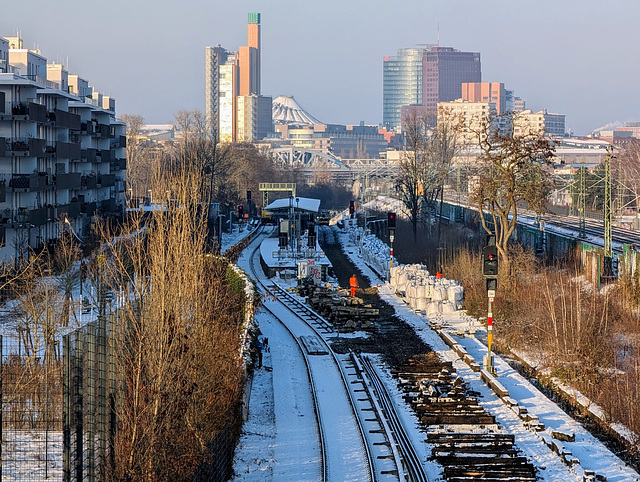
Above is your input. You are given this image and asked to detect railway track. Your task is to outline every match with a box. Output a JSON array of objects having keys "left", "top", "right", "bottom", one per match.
[
  {"left": 246, "top": 233, "right": 377, "bottom": 480},
  {"left": 239, "top": 228, "right": 549, "bottom": 480},
  {"left": 244, "top": 229, "right": 438, "bottom": 481}
]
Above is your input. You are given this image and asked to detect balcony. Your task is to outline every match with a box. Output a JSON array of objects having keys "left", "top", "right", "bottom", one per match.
[
  {"left": 82, "top": 201, "right": 97, "bottom": 215},
  {"left": 94, "top": 123, "right": 115, "bottom": 139},
  {"left": 80, "top": 121, "right": 96, "bottom": 134},
  {"left": 97, "top": 149, "right": 111, "bottom": 163},
  {"left": 98, "top": 173, "right": 116, "bottom": 187},
  {"left": 6, "top": 137, "right": 46, "bottom": 157},
  {"left": 95, "top": 123, "right": 109, "bottom": 137},
  {"left": 56, "top": 172, "right": 82, "bottom": 190},
  {"left": 57, "top": 201, "right": 81, "bottom": 220},
  {"left": 81, "top": 148, "right": 97, "bottom": 162},
  {"left": 55, "top": 141, "right": 81, "bottom": 160},
  {"left": 81, "top": 174, "right": 97, "bottom": 189},
  {"left": 29, "top": 207, "right": 48, "bottom": 226},
  {"left": 0, "top": 102, "right": 46, "bottom": 123},
  {"left": 111, "top": 158, "right": 127, "bottom": 170},
  {"left": 8, "top": 173, "right": 49, "bottom": 192},
  {"left": 98, "top": 198, "right": 116, "bottom": 214},
  {"left": 54, "top": 109, "right": 81, "bottom": 130},
  {"left": 0, "top": 137, "right": 4, "bottom": 157},
  {"left": 7, "top": 207, "right": 48, "bottom": 227},
  {"left": 111, "top": 135, "right": 127, "bottom": 148}
]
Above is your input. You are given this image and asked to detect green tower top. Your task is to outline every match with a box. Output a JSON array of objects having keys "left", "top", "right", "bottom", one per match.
[{"left": 248, "top": 13, "right": 260, "bottom": 24}]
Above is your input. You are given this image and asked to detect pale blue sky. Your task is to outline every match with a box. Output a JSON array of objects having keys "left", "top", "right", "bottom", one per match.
[{"left": 3, "top": 0, "right": 638, "bottom": 135}]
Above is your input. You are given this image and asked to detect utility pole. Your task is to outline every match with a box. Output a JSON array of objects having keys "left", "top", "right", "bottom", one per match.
[
  {"left": 604, "top": 145, "right": 614, "bottom": 277},
  {"left": 578, "top": 161, "right": 586, "bottom": 238},
  {"left": 388, "top": 212, "right": 396, "bottom": 272}
]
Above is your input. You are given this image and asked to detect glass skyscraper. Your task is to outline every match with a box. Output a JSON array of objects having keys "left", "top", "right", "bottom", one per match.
[
  {"left": 383, "top": 45, "right": 482, "bottom": 131},
  {"left": 382, "top": 48, "right": 423, "bottom": 131}
]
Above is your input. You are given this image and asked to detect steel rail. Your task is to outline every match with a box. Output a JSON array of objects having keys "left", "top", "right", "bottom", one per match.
[
  {"left": 246, "top": 233, "right": 329, "bottom": 481},
  {"left": 359, "top": 354, "right": 429, "bottom": 482}
]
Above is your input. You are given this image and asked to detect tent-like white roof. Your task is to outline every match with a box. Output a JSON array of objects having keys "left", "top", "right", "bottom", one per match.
[{"left": 272, "top": 95, "right": 322, "bottom": 125}]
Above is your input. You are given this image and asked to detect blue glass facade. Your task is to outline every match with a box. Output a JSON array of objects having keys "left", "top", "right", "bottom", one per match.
[{"left": 382, "top": 48, "right": 423, "bottom": 131}]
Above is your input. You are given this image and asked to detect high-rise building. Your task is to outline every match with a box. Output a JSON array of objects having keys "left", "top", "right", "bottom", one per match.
[
  {"left": 422, "top": 47, "right": 481, "bottom": 122},
  {"left": 218, "top": 53, "right": 239, "bottom": 143},
  {"left": 0, "top": 35, "right": 126, "bottom": 262},
  {"left": 438, "top": 99, "right": 497, "bottom": 144},
  {"left": 205, "top": 13, "right": 271, "bottom": 142},
  {"left": 383, "top": 45, "right": 481, "bottom": 131},
  {"left": 237, "top": 94, "right": 272, "bottom": 142},
  {"left": 205, "top": 45, "right": 229, "bottom": 136},
  {"left": 461, "top": 82, "right": 506, "bottom": 115},
  {"left": 382, "top": 48, "right": 423, "bottom": 132}
]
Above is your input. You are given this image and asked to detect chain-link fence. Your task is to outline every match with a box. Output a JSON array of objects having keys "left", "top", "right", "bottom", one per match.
[
  {"left": 62, "top": 315, "right": 118, "bottom": 482},
  {"left": 1, "top": 312, "right": 118, "bottom": 482},
  {"left": 1, "top": 334, "right": 63, "bottom": 480},
  {"left": 2, "top": 309, "right": 240, "bottom": 481}
]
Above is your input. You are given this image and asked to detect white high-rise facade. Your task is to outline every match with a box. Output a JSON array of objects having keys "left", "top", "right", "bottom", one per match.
[
  {"left": 205, "top": 13, "right": 272, "bottom": 143},
  {"left": 0, "top": 35, "right": 126, "bottom": 262}
]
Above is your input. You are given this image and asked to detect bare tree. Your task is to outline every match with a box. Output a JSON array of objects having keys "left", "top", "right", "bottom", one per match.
[
  {"left": 53, "top": 226, "right": 82, "bottom": 326},
  {"left": 397, "top": 109, "right": 462, "bottom": 244},
  {"left": 397, "top": 110, "right": 429, "bottom": 242},
  {"left": 12, "top": 253, "right": 62, "bottom": 367},
  {"left": 469, "top": 112, "right": 555, "bottom": 290},
  {"left": 120, "top": 114, "right": 155, "bottom": 200},
  {"left": 617, "top": 140, "right": 640, "bottom": 212},
  {"left": 96, "top": 148, "right": 247, "bottom": 479}
]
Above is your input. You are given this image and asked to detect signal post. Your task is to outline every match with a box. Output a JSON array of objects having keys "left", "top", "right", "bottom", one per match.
[
  {"left": 482, "top": 235, "right": 498, "bottom": 374},
  {"left": 387, "top": 212, "right": 396, "bottom": 271}
]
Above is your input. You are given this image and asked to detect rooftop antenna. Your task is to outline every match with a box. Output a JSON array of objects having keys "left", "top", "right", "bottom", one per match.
[{"left": 437, "top": 22, "right": 440, "bottom": 47}]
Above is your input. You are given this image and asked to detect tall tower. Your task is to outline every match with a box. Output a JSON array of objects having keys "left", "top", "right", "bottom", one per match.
[
  {"left": 206, "top": 13, "right": 270, "bottom": 143},
  {"left": 239, "top": 13, "right": 260, "bottom": 96}
]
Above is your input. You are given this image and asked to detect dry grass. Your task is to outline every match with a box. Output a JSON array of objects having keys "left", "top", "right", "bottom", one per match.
[{"left": 450, "top": 242, "right": 640, "bottom": 452}]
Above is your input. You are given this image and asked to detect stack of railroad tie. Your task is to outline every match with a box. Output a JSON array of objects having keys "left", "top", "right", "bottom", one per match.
[
  {"left": 394, "top": 354, "right": 537, "bottom": 482},
  {"left": 299, "top": 280, "right": 379, "bottom": 332}
]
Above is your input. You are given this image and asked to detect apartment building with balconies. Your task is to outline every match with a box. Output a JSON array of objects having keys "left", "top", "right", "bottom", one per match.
[
  {"left": 0, "top": 35, "right": 126, "bottom": 262},
  {"left": 513, "top": 109, "right": 566, "bottom": 137}
]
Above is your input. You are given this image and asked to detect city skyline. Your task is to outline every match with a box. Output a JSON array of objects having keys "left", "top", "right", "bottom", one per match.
[{"left": 3, "top": 0, "right": 639, "bottom": 136}]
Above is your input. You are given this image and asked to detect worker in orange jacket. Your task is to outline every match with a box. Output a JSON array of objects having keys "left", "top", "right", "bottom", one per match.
[{"left": 349, "top": 274, "right": 358, "bottom": 297}]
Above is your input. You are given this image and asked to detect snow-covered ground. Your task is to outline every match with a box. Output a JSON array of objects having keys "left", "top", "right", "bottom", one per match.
[
  {"left": 232, "top": 222, "right": 640, "bottom": 481},
  {"left": 0, "top": 221, "right": 255, "bottom": 480}
]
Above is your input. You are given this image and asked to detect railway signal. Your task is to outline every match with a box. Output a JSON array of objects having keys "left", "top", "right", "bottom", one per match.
[
  {"left": 349, "top": 200, "right": 355, "bottom": 218},
  {"left": 237, "top": 205, "right": 244, "bottom": 219},
  {"left": 307, "top": 222, "right": 316, "bottom": 248},
  {"left": 482, "top": 235, "right": 498, "bottom": 278},
  {"left": 387, "top": 212, "right": 396, "bottom": 228},
  {"left": 388, "top": 212, "right": 396, "bottom": 271},
  {"left": 483, "top": 234, "right": 497, "bottom": 374}
]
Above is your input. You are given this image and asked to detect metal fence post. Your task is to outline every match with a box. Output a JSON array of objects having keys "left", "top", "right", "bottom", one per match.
[
  {"left": 63, "top": 334, "right": 70, "bottom": 481},
  {"left": 97, "top": 315, "right": 107, "bottom": 478},
  {"left": 1, "top": 334, "right": 3, "bottom": 482},
  {"left": 74, "top": 329, "right": 83, "bottom": 482},
  {"left": 86, "top": 323, "right": 96, "bottom": 482}
]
